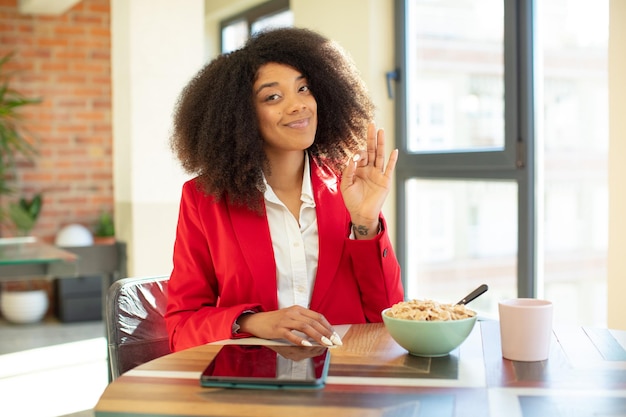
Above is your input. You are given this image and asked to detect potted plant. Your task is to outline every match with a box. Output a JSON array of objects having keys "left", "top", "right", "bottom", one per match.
[
  {"left": 94, "top": 210, "right": 116, "bottom": 244},
  {"left": 0, "top": 52, "right": 41, "bottom": 234},
  {"left": 7, "top": 192, "right": 42, "bottom": 236},
  {"left": 0, "top": 52, "right": 48, "bottom": 324}
]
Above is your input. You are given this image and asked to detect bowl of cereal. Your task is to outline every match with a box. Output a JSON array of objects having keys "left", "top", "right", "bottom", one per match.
[{"left": 382, "top": 299, "right": 477, "bottom": 357}]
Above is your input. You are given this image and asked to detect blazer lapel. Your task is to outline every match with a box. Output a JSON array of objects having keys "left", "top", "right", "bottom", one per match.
[
  {"left": 309, "top": 159, "right": 347, "bottom": 310},
  {"left": 228, "top": 201, "right": 278, "bottom": 310}
]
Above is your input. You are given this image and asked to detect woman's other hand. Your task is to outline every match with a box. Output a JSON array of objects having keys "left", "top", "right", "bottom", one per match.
[
  {"left": 237, "top": 305, "right": 342, "bottom": 347},
  {"left": 340, "top": 122, "right": 398, "bottom": 239}
]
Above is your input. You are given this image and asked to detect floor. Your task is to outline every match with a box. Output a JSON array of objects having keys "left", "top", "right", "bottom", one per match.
[{"left": 0, "top": 316, "right": 107, "bottom": 417}]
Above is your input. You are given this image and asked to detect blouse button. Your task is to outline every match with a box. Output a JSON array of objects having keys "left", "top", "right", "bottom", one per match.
[{"left": 383, "top": 248, "right": 388, "bottom": 258}]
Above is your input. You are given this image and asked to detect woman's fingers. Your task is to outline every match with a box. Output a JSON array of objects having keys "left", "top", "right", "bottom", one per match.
[
  {"left": 384, "top": 148, "right": 399, "bottom": 179},
  {"left": 244, "top": 306, "right": 342, "bottom": 347},
  {"left": 360, "top": 122, "right": 388, "bottom": 171},
  {"left": 374, "top": 127, "right": 386, "bottom": 170},
  {"left": 285, "top": 308, "right": 340, "bottom": 347},
  {"left": 366, "top": 123, "right": 376, "bottom": 166}
]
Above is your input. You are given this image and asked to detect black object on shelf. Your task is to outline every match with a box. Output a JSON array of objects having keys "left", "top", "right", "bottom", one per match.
[
  {"left": 55, "top": 275, "right": 102, "bottom": 322},
  {"left": 54, "top": 241, "right": 127, "bottom": 323}
]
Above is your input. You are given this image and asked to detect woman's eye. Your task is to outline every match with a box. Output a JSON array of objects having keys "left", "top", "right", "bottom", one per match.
[
  {"left": 264, "top": 93, "right": 281, "bottom": 102},
  {"left": 300, "top": 85, "right": 310, "bottom": 93}
]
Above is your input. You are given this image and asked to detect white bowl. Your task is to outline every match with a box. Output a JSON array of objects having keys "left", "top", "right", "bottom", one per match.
[
  {"left": 55, "top": 224, "right": 94, "bottom": 247},
  {"left": 1, "top": 289, "right": 49, "bottom": 324}
]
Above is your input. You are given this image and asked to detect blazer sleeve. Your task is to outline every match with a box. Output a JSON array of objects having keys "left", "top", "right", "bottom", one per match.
[
  {"left": 308, "top": 159, "right": 404, "bottom": 324},
  {"left": 343, "top": 215, "right": 404, "bottom": 322},
  {"left": 165, "top": 180, "right": 261, "bottom": 352}
]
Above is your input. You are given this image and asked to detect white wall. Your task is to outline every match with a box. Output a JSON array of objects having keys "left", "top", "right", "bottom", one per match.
[
  {"left": 608, "top": 0, "right": 626, "bottom": 329},
  {"left": 111, "top": 0, "right": 203, "bottom": 277}
]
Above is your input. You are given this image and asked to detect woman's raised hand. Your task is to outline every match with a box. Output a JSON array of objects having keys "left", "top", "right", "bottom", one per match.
[{"left": 340, "top": 122, "right": 398, "bottom": 239}]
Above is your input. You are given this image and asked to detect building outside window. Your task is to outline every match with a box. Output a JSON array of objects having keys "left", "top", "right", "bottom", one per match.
[{"left": 397, "top": 0, "right": 608, "bottom": 326}]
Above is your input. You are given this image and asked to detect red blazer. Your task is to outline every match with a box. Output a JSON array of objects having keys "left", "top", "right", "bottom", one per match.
[{"left": 165, "top": 159, "right": 404, "bottom": 351}]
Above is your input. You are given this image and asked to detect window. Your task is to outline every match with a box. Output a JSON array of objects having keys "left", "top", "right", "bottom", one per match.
[
  {"left": 395, "top": 0, "right": 608, "bottom": 326},
  {"left": 221, "top": 0, "right": 293, "bottom": 53}
]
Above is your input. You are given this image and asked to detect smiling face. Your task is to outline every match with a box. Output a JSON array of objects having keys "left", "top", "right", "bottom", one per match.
[{"left": 253, "top": 63, "right": 318, "bottom": 158}]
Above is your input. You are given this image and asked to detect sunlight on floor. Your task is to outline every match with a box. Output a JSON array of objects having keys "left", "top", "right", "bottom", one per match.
[{"left": 0, "top": 337, "right": 108, "bottom": 417}]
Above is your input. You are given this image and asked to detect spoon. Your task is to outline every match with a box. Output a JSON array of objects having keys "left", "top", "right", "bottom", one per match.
[{"left": 456, "top": 284, "right": 488, "bottom": 306}]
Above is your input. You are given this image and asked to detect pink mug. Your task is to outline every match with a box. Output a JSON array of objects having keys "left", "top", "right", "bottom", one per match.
[{"left": 498, "top": 298, "right": 553, "bottom": 362}]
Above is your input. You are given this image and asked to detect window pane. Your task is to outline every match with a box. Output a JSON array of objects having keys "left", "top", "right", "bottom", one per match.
[
  {"left": 537, "top": 0, "right": 608, "bottom": 326},
  {"left": 405, "top": 179, "right": 517, "bottom": 318},
  {"left": 407, "top": 0, "right": 504, "bottom": 152},
  {"left": 251, "top": 9, "right": 293, "bottom": 34},
  {"left": 221, "top": 4, "right": 293, "bottom": 54},
  {"left": 222, "top": 19, "right": 248, "bottom": 53}
]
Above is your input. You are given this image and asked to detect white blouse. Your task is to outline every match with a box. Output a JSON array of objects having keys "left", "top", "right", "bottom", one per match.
[{"left": 263, "top": 156, "right": 319, "bottom": 309}]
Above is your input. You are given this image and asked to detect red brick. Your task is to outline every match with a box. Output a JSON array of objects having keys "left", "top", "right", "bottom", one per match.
[
  {"left": 73, "top": 86, "right": 104, "bottom": 96},
  {"left": 88, "top": 2, "right": 110, "bottom": 14},
  {"left": 90, "top": 50, "right": 109, "bottom": 60},
  {"left": 38, "top": 15, "right": 69, "bottom": 24},
  {"left": 73, "top": 62, "right": 105, "bottom": 73},
  {"left": 56, "top": 50, "right": 87, "bottom": 60},
  {"left": 57, "top": 125, "right": 90, "bottom": 134},
  {"left": 16, "top": 23, "right": 34, "bottom": 33},
  {"left": 22, "top": 172, "right": 53, "bottom": 182},
  {"left": 57, "top": 74, "right": 88, "bottom": 84},
  {"left": 41, "top": 62, "right": 70, "bottom": 72},
  {"left": 73, "top": 15, "right": 103, "bottom": 25},
  {"left": 0, "top": 21, "right": 14, "bottom": 31},
  {"left": 55, "top": 98, "right": 87, "bottom": 107},
  {"left": 90, "top": 27, "right": 109, "bottom": 37},
  {"left": 73, "top": 39, "right": 108, "bottom": 49},
  {"left": 37, "top": 37, "right": 69, "bottom": 47},
  {"left": 54, "top": 25, "right": 87, "bottom": 36}
]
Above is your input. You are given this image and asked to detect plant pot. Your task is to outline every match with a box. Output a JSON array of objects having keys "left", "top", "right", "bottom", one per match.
[
  {"left": 0, "top": 289, "right": 49, "bottom": 324},
  {"left": 94, "top": 236, "right": 116, "bottom": 245}
]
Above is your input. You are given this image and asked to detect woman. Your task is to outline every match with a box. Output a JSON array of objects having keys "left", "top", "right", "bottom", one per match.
[{"left": 166, "top": 27, "right": 404, "bottom": 352}]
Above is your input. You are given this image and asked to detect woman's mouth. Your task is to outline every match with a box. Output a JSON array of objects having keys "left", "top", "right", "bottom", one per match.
[{"left": 285, "top": 118, "right": 310, "bottom": 129}]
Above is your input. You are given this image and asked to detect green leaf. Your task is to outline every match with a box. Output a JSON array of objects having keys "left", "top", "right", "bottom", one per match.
[
  {"left": 95, "top": 211, "right": 115, "bottom": 237},
  {"left": 17, "top": 194, "right": 42, "bottom": 221},
  {"left": 0, "top": 51, "right": 41, "bottom": 201},
  {"left": 29, "top": 193, "right": 42, "bottom": 219},
  {"left": 8, "top": 202, "right": 36, "bottom": 234}
]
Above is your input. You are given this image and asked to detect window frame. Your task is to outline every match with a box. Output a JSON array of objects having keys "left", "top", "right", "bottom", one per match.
[
  {"left": 220, "top": 0, "right": 290, "bottom": 53},
  {"left": 394, "top": 0, "right": 537, "bottom": 298}
]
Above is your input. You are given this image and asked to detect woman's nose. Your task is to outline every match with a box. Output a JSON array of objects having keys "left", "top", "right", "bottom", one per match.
[{"left": 286, "top": 95, "right": 306, "bottom": 113}]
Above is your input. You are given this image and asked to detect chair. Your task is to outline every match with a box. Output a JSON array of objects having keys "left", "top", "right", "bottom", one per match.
[{"left": 106, "top": 275, "right": 170, "bottom": 380}]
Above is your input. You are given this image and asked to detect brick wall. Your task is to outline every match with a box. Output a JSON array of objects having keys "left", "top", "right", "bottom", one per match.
[{"left": 0, "top": 0, "right": 112, "bottom": 242}]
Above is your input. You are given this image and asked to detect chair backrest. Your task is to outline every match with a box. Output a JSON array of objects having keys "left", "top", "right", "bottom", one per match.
[{"left": 106, "top": 275, "right": 170, "bottom": 380}]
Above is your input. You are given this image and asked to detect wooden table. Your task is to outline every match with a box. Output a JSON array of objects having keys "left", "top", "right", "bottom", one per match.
[{"left": 94, "top": 321, "right": 626, "bottom": 417}]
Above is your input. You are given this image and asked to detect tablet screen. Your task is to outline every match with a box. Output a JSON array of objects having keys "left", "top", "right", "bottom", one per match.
[{"left": 200, "top": 344, "right": 330, "bottom": 389}]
